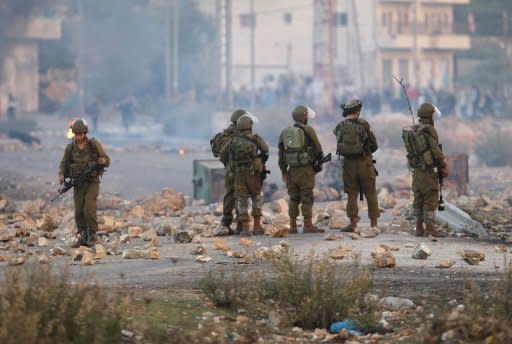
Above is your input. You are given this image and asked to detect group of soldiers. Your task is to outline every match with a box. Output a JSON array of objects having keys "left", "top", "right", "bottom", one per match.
[
  {"left": 212, "top": 99, "right": 448, "bottom": 238},
  {"left": 57, "top": 99, "right": 447, "bottom": 247}
]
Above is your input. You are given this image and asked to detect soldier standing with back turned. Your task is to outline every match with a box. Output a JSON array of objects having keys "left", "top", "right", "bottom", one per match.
[
  {"left": 278, "top": 105, "right": 325, "bottom": 234},
  {"left": 210, "top": 109, "right": 247, "bottom": 234},
  {"left": 221, "top": 114, "right": 269, "bottom": 236},
  {"left": 334, "top": 99, "right": 379, "bottom": 232},
  {"left": 412, "top": 103, "right": 448, "bottom": 237}
]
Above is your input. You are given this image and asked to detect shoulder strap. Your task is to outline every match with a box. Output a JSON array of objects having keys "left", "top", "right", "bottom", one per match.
[
  {"left": 239, "top": 134, "right": 260, "bottom": 150},
  {"left": 293, "top": 123, "right": 312, "bottom": 147}
]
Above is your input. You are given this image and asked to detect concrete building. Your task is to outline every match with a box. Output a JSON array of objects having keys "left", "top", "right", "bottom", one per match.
[
  {"left": 197, "top": 0, "right": 470, "bottom": 94},
  {"left": 1, "top": 16, "right": 62, "bottom": 113}
]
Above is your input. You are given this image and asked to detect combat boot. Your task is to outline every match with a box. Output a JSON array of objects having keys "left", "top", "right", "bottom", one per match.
[
  {"left": 289, "top": 217, "right": 298, "bottom": 234},
  {"left": 341, "top": 217, "right": 358, "bottom": 232},
  {"left": 240, "top": 221, "right": 252, "bottom": 237},
  {"left": 415, "top": 222, "right": 425, "bottom": 237},
  {"left": 425, "top": 224, "right": 447, "bottom": 238},
  {"left": 370, "top": 218, "right": 378, "bottom": 228},
  {"left": 253, "top": 216, "right": 265, "bottom": 235},
  {"left": 303, "top": 217, "right": 324, "bottom": 233},
  {"left": 88, "top": 233, "right": 99, "bottom": 246}
]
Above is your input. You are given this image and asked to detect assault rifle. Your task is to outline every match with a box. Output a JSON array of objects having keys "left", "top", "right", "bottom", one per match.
[
  {"left": 51, "top": 162, "right": 100, "bottom": 202},
  {"left": 437, "top": 144, "right": 445, "bottom": 211},
  {"left": 313, "top": 153, "right": 332, "bottom": 173},
  {"left": 259, "top": 151, "right": 271, "bottom": 184}
]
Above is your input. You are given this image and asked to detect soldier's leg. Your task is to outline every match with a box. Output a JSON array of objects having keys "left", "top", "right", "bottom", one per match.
[
  {"left": 412, "top": 171, "right": 426, "bottom": 236},
  {"left": 300, "top": 167, "right": 323, "bottom": 233},
  {"left": 222, "top": 169, "right": 236, "bottom": 227},
  {"left": 342, "top": 161, "right": 359, "bottom": 231},
  {"left": 235, "top": 175, "right": 251, "bottom": 235},
  {"left": 248, "top": 175, "right": 264, "bottom": 235},
  {"left": 424, "top": 186, "right": 446, "bottom": 237},
  {"left": 73, "top": 184, "right": 87, "bottom": 246},
  {"left": 360, "top": 160, "right": 379, "bottom": 222},
  {"left": 287, "top": 169, "right": 300, "bottom": 233},
  {"left": 84, "top": 181, "right": 100, "bottom": 243}
]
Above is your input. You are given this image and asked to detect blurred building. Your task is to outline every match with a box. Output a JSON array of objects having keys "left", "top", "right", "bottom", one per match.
[
  {"left": 198, "top": 0, "right": 471, "bottom": 95},
  {"left": 1, "top": 16, "right": 62, "bottom": 113}
]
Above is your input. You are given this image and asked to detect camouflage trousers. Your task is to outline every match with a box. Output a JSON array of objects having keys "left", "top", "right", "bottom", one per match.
[
  {"left": 342, "top": 157, "right": 379, "bottom": 219},
  {"left": 287, "top": 165, "right": 315, "bottom": 218},
  {"left": 73, "top": 180, "right": 99, "bottom": 236},
  {"left": 412, "top": 168, "right": 439, "bottom": 225},
  {"left": 234, "top": 172, "right": 263, "bottom": 222},
  {"left": 222, "top": 168, "right": 237, "bottom": 226}
]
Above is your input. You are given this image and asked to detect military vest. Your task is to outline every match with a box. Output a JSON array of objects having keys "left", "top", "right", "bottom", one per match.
[
  {"left": 335, "top": 119, "right": 368, "bottom": 158},
  {"left": 402, "top": 124, "right": 435, "bottom": 169},
  {"left": 281, "top": 124, "right": 313, "bottom": 167},
  {"left": 67, "top": 138, "right": 105, "bottom": 177},
  {"left": 229, "top": 135, "right": 259, "bottom": 171}
]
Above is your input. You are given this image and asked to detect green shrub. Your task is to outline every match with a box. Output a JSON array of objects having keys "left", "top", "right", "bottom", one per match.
[
  {"left": 200, "top": 253, "right": 375, "bottom": 330},
  {"left": 0, "top": 264, "right": 131, "bottom": 344}
]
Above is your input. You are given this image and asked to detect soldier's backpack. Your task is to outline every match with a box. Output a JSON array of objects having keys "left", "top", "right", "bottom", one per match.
[
  {"left": 210, "top": 128, "right": 236, "bottom": 165},
  {"left": 402, "top": 124, "right": 435, "bottom": 169},
  {"left": 281, "top": 124, "right": 313, "bottom": 167},
  {"left": 335, "top": 120, "right": 368, "bottom": 157},
  {"left": 229, "top": 135, "right": 258, "bottom": 168}
]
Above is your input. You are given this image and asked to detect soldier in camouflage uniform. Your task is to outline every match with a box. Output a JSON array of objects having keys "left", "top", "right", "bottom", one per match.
[
  {"left": 221, "top": 114, "right": 269, "bottom": 236},
  {"left": 412, "top": 103, "right": 448, "bottom": 237},
  {"left": 211, "top": 109, "right": 247, "bottom": 234},
  {"left": 59, "top": 119, "right": 110, "bottom": 247},
  {"left": 334, "top": 99, "right": 379, "bottom": 232},
  {"left": 278, "top": 105, "right": 325, "bottom": 234}
]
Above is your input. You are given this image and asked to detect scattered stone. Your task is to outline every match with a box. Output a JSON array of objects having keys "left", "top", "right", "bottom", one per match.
[
  {"left": 127, "top": 226, "right": 144, "bottom": 238},
  {"left": 0, "top": 228, "right": 17, "bottom": 241},
  {"left": 412, "top": 243, "right": 431, "bottom": 260},
  {"left": 142, "top": 228, "right": 158, "bottom": 242},
  {"left": 213, "top": 238, "right": 228, "bottom": 250},
  {"left": 324, "top": 233, "right": 343, "bottom": 241},
  {"left": 154, "top": 222, "right": 173, "bottom": 236},
  {"left": 120, "top": 234, "right": 130, "bottom": 243},
  {"left": 37, "top": 237, "right": 49, "bottom": 247},
  {"left": 81, "top": 251, "right": 95, "bottom": 265},
  {"left": 239, "top": 238, "right": 254, "bottom": 248},
  {"left": 375, "top": 252, "right": 396, "bottom": 268},
  {"left": 94, "top": 244, "right": 107, "bottom": 259},
  {"left": 195, "top": 255, "right": 212, "bottom": 263},
  {"left": 38, "top": 255, "right": 49, "bottom": 264},
  {"left": 329, "top": 247, "right": 351, "bottom": 260},
  {"left": 191, "top": 245, "right": 207, "bottom": 255},
  {"left": 8, "top": 255, "right": 27, "bottom": 266},
  {"left": 128, "top": 205, "right": 145, "bottom": 218},
  {"left": 436, "top": 259, "right": 456, "bottom": 269},
  {"left": 359, "top": 226, "right": 381, "bottom": 238},
  {"left": 174, "top": 231, "right": 192, "bottom": 243},
  {"left": 270, "top": 198, "right": 288, "bottom": 214},
  {"left": 348, "top": 233, "right": 360, "bottom": 240},
  {"left": 50, "top": 246, "right": 67, "bottom": 256},
  {"left": 459, "top": 249, "right": 485, "bottom": 265},
  {"left": 122, "top": 248, "right": 160, "bottom": 260},
  {"left": 37, "top": 215, "right": 58, "bottom": 232},
  {"left": 379, "top": 296, "right": 415, "bottom": 310}
]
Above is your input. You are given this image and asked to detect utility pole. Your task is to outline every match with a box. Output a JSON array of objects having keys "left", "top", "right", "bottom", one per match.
[
  {"left": 249, "top": 0, "right": 255, "bottom": 110},
  {"left": 172, "top": 0, "right": 180, "bottom": 94},
  {"left": 225, "top": 0, "right": 233, "bottom": 109},
  {"left": 78, "top": 0, "right": 84, "bottom": 115},
  {"left": 412, "top": 0, "right": 419, "bottom": 88},
  {"left": 215, "top": 0, "right": 222, "bottom": 107},
  {"left": 351, "top": 0, "right": 365, "bottom": 90},
  {"left": 164, "top": 0, "right": 171, "bottom": 101}
]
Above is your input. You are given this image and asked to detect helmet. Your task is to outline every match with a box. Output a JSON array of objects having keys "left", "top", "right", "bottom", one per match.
[
  {"left": 230, "top": 109, "right": 247, "bottom": 123},
  {"left": 236, "top": 114, "right": 253, "bottom": 131},
  {"left": 292, "top": 105, "right": 316, "bottom": 122},
  {"left": 71, "top": 119, "right": 88, "bottom": 134},
  {"left": 341, "top": 99, "right": 362, "bottom": 117},
  {"left": 417, "top": 103, "right": 436, "bottom": 118}
]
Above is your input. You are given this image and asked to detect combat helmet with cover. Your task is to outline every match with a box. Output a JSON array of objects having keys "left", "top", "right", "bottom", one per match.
[
  {"left": 334, "top": 99, "right": 368, "bottom": 157},
  {"left": 72, "top": 119, "right": 88, "bottom": 134},
  {"left": 282, "top": 105, "right": 316, "bottom": 167}
]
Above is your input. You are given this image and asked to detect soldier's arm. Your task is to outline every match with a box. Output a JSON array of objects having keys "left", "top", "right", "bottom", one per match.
[
  {"left": 304, "top": 126, "right": 324, "bottom": 158},
  {"left": 95, "top": 141, "right": 110, "bottom": 167},
  {"left": 59, "top": 144, "right": 72, "bottom": 177},
  {"left": 426, "top": 127, "right": 446, "bottom": 167},
  {"left": 278, "top": 133, "right": 287, "bottom": 175},
  {"left": 360, "top": 119, "right": 378, "bottom": 153},
  {"left": 254, "top": 134, "right": 269, "bottom": 154}
]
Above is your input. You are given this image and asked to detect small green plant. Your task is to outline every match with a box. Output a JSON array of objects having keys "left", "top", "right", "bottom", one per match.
[
  {"left": 200, "top": 253, "right": 375, "bottom": 330},
  {"left": 0, "top": 264, "right": 130, "bottom": 344}
]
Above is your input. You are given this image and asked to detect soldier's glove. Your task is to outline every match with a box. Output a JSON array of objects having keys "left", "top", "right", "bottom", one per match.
[
  {"left": 441, "top": 165, "right": 449, "bottom": 178},
  {"left": 59, "top": 175, "right": 65, "bottom": 185}
]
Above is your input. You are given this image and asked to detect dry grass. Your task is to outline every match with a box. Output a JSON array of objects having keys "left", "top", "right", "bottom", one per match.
[{"left": 0, "top": 264, "right": 130, "bottom": 344}]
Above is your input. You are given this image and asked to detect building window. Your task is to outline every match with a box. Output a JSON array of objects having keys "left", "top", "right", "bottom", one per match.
[
  {"left": 283, "top": 12, "right": 292, "bottom": 24},
  {"left": 333, "top": 12, "right": 348, "bottom": 27},
  {"left": 383, "top": 59, "right": 392, "bottom": 89},
  {"left": 240, "top": 13, "right": 256, "bottom": 28}
]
